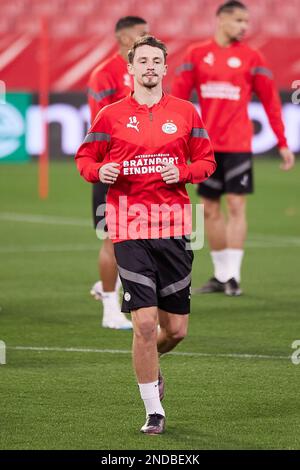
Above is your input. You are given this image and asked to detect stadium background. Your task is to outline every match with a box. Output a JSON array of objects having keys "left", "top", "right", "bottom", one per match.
[
  {"left": 1, "top": 0, "right": 300, "bottom": 451},
  {"left": 1, "top": 0, "right": 300, "bottom": 162}
]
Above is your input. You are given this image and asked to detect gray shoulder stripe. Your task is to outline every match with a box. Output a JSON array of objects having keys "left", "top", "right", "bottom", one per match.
[
  {"left": 87, "top": 87, "right": 117, "bottom": 102},
  {"left": 251, "top": 66, "right": 273, "bottom": 79},
  {"left": 159, "top": 274, "right": 191, "bottom": 298},
  {"left": 176, "top": 63, "right": 194, "bottom": 75},
  {"left": 118, "top": 266, "right": 156, "bottom": 292},
  {"left": 191, "top": 128, "right": 209, "bottom": 139},
  {"left": 83, "top": 132, "right": 110, "bottom": 144}
]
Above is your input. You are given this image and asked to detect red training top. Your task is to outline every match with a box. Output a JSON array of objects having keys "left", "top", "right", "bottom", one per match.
[
  {"left": 75, "top": 93, "right": 216, "bottom": 242},
  {"left": 171, "top": 39, "right": 287, "bottom": 152},
  {"left": 88, "top": 52, "right": 133, "bottom": 122}
]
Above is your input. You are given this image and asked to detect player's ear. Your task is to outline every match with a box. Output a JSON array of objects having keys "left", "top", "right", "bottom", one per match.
[
  {"left": 119, "top": 31, "right": 131, "bottom": 47},
  {"left": 163, "top": 64, "right": 168, "bottom": 76},
  {"left": 217, "top": 12, "right": 227, "bottom": 28},
  {"left": 127, "top": 62, "right": 134, "bottom": 76}
]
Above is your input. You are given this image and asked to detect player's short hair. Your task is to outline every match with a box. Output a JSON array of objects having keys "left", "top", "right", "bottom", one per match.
[
  {"left": 115, "top": 16, "right": 147, "bottom": 33},
  {"left": 216, "top": 1, "right": 247, "bottom": 16},
  {"left": 128, "top": 36, "right": 168, "bottom": 64}
]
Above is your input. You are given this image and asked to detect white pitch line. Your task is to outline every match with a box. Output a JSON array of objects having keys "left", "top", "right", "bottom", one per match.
[
  {"left": 0, "top": 213, "right": 90, "bottom": 227},
  {"left": 0, "top": 244, "right": 100, "bottom": 254},
  {"left": 1, "top": 212, "right": 300, "bottom": 247},
  {"left": 8, "top": 346, "right": 290, "bottom": 361},
  {"left": 1, "top": 242, "right": 300, "bottom": 254}
]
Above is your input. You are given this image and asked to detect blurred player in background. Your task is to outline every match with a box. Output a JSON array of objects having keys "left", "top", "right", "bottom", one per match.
[
  {"left": 88, "top": 16, "right": 149, "bottom": 329},
  {"left": 172, "top": 0, "right": 295, "bottom": 296},
  {"left": 75, "top": 36, "right": 215, "bottom": 434}
]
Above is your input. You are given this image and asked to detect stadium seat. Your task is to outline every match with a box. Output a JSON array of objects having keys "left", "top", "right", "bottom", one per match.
[
  {"left": 1, "top": 0, "right": 298, "bottom": 93},
  {"left": 0, "top": 0, "right": 298, "bottom": 38},
  {"left": 0, "top": 18, "right": 14, "bottom": 34}
]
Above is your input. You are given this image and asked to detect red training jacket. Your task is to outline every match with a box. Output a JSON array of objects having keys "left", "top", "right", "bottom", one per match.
[
  {"left": 88, "top": 52, "right": 133, "bottom": 122},
  {"left": 171, "top": 39, "right": 287, "bottom": 152},
  {"left": 75, "top": 93, "right": 216, "bottom": 242}
]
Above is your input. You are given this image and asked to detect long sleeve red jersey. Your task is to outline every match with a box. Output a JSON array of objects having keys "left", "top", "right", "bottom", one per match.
[
  {"left": 171, "top": 39, "right": 287, "bottom": 152},
  {"left": 88, "top": 52, "right": 133, "bottom": 122},
  {"left": 75, "top": 93, "right": 216, "bottom": 242}
]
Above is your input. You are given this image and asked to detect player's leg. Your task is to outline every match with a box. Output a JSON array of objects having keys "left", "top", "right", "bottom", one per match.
[
  {"left": 131, "top": 306, "right": 165, "bottom": 434},
  {"left": 114, "top": 239, "right": 165, "bottom": 434},
  {"left": 157, "top": 310, "right": 189, "bottom": 355},
  {"left": 224, "top": 194, "right": 246, "bottom": 295},
  {"left": 226, "top": 193, "right": 247, "bottom": 253},
  {"left": 90, "top": 182, "right": 132, "bottom": 329},
  {"left": 223, "top": 153, "right": 253, "bottom": 295},
  {"left": 132, "top": 307, "right": 159, "bottom": 382},
  {"left": 202, "top": 196, "right": 230, "bottom": 288},
  {"left": 154, "top": 236, "right": 192, "bottom": 405},
  {"left": 156, "top": 310, "right": 189, "bottom": 403},
  {"left": 203, "top": 197, "right": 226, "bottom": 250},
  {"left": 99, "top": 238, "right": 132, "bottom": 328},
  {"left": 193, "top": 154, "right": 229, "bottom": 293},
  {"left": 98, "top": 237, "right": 118, "bottom": 292},
  {"left": 92, "top": 239, "right": 122, "bottom": 298}
]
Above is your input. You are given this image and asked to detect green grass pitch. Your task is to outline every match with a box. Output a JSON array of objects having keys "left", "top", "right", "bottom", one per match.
[{"left": 0, "top": 159, "right": 300, "bottom": 450}]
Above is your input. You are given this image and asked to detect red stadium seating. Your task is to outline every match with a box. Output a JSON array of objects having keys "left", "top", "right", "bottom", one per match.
[
  {"left": 0, "top": 0, "right": 299, "bottom": 37},
  {"left": 0, "top": 0, "right": 299, "bottom": 91}
]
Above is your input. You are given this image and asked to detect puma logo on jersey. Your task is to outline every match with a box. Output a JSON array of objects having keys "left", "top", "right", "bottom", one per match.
[
  {"left": 126, "top": 116, "right": 140, "bottom": 132},
  {"left": 240, "top": 174, "right": 249, "bottom": 187},
  {"left": 203, "top": 52, "right": 215, "bottom": 66}
]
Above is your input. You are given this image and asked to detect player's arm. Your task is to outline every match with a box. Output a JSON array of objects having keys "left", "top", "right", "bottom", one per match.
[
  {"left": 162, "top": 107, "right": 215, "bottom": 185},
  {"left": 171, "top": 47, "right": 196, "bottom": 100},
  {"left": 75, "top": 112, "right": 120, "bottom": 184},
  {"left": 252, "top": 51, "right": 295, "bottom": 171},
  {"left": 87, "top": 70, "right": 117, "bottom": 123},
  {"left": 181, "top": 109, "right": 216, "bottom": 183}
]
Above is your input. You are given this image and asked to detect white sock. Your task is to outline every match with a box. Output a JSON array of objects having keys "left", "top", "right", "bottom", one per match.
[
  {"left": 102, "top": 291, "right": 121, "bottom": 318},
  {"left": 115, "top": 276, "right": 122, "bottom": 292},
  {"left": 102, "top": 291, "right": 118, "bottom": 301},
  {"left": 211, "top": 249, "right": 230, "bottom": 283},
  {"left": 138, "top": 381, "right": 165, "bottom": 417},
  {"left": 227, "top": 249, "right": 244, "bottom": 283}
]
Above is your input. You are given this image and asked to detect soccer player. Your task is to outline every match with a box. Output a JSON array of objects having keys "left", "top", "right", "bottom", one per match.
[
  {"left": 75, "top": 36, "right": 216, "bottom": 434},
  {"left": 88, "top": 16, "right": 149, "bottom": 329},
  {"left": 172, "top": 0, "right": 295, "bottom": 296}
]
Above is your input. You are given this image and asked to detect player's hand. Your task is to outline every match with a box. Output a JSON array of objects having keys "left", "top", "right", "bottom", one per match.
[
  {"left": 279, "top": 147, "right": 295, "bottom": 171},
  {"left": 160, "top": 163, "right": 180, "bottom": 184},
  {"left": 99, "top": 163, "right": 120, "bottom": 184}
]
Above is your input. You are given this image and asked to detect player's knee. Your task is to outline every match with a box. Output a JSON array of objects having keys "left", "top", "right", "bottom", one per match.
[
  {"left": 134, "top": 317, "right": 157, "bottom": 340},
  {"left": 168, "top": 325, "right": 188, "bottom": 343},
  {"left": 203, "top": 200, "right": 221, "bottom": 222},
  {"left": 227, "top": 197, "right": 246, "bottom": 218}
]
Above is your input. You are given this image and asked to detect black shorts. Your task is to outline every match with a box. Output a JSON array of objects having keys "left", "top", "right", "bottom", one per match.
[
  {"left": 114, "top": 237, "right": 194, "bottom": 314},
  {"left": 92, "top": 181, "right": 108, "bottom": 230},
  {"left": 198, "top": 152, "right": 253, "bottom": 199}
]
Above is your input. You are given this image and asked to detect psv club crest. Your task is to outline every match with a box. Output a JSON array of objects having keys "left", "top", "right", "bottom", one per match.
[{"left": 162, "top": 120, "right": 177, "bottom": 134}]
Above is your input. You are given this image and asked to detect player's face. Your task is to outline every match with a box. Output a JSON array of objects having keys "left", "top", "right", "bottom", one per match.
[
  {"left": 220, "top": 8, "right": 249, "bottom": 42},
  {"left": 121, "top": 23, "right": 150, "bottom": 48},
  {"left": 128, "top": 45, "right": 167, "bottom": 89}
]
